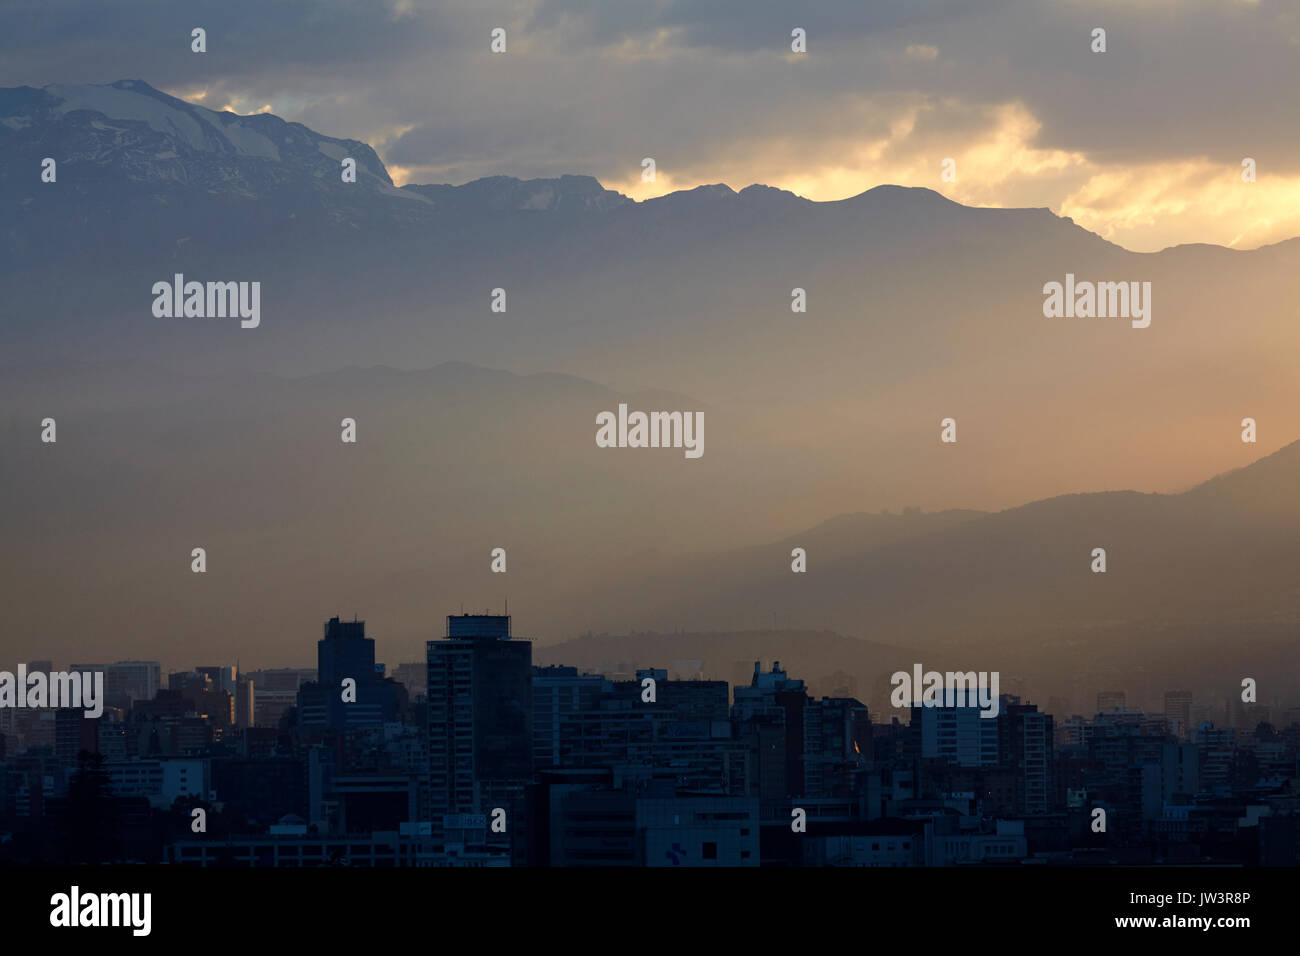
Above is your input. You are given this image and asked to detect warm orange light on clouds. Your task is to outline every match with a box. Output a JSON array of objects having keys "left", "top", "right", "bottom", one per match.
[
  {"left": 157, "top": 11, "right": 1300, "bottom": 255},
  {"left": 594, "top": 98, "right": 1297, "bottom": 253},
  {"left": 756, "top": 102, "right": 1087, "bottom": 210},
  {"left": 599, "top": 170, "right": 692, "bottom": 202},
  {"left": 1060, "top": 161, "right": 1300, "bottom": 251},
  {"left": 386, "top": 164, "right": 416, "bottom": 187},
  {"left": 164, "top": 84, "right": 271, "bottom": 116},
  {"left": 172, "top": 70, "right": 1298, "bottom": 253}
]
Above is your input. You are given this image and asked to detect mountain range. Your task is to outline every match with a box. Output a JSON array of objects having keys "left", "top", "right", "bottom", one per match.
[{"left": 1, "top": 80, "right": 1297, "bottom": 705}]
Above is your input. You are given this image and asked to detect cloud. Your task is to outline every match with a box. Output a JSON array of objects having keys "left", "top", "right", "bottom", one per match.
[
  {"left": 2, "top": 0, "right": 1297, "bottom": 250},
  {"left": 525, "top": 0, "right": 1008, "bottom": 53},
  {"left": 1060, "top": 160, "right": 1300, "bottom": 251}
]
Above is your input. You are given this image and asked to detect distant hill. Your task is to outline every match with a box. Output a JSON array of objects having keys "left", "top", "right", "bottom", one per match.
[
  {"left": 600, "top": 439, "right": 1300, "bottom": 645},
  {"left": 550, "top": 444, "right": 1300, "bottom": 708}
]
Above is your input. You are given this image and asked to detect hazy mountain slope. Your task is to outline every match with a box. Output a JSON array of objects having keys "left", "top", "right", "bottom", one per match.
[
  {"left": 2, "top": 81, "right": 1299, "bottom": 682},
  {"left": 606, "top": 441, "right": 1300, "bottom": 648},
  {"left": 4, "top": 80, "right": 1297, "bottom": 519},
  {"left": 540, "top": 447, "right": 1300, "bottom": 709}
]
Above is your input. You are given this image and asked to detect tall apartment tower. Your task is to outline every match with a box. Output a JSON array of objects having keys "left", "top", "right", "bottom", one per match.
[
  {"left": 426, "top": 615, "right": 533, "bottom": 822},
  {"left": 999, "top": 702, "right": 1054, "bottom": 814},
  {"left": 1163, "top": 690, "right": 1194, "bottom": 740}
]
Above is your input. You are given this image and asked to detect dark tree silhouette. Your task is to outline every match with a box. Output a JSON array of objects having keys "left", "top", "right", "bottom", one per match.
[{"left": 57, "top": 750, "right": 121, "bottom": 864}]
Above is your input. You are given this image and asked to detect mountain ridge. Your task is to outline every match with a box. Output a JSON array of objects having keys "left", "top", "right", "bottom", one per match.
[{"left": 0, "top": 78, "right": 1262, "bottom": 254}]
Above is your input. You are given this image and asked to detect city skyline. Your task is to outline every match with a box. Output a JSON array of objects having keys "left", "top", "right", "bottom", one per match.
[
  {"left": 0, "top": 6, "right": 1294, "bottom": 933},
  {"left": 3, "top": 612, "right": 1295, "bottom": 869}
]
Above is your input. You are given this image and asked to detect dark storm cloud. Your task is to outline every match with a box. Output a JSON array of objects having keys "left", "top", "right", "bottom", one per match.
[
  {"left": 0, "top": 0, "right": 462, "bottom": 91},
  {"left": 525, "top": 0, "right": 1011, "bottom": 51},
  {"left": 4, "top": 0, "right": 1297, "bottom": 175}
]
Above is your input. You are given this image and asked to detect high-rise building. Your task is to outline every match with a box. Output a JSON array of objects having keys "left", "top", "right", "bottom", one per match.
[
  {"left": 317, "top": 618, "right": 377, "bottom": 686},
  {"left": 732, "top": 661, "right": 808, "bottom": 799},
  {"left": 802, "top": 696, "right": 870, "bottom": 798},
  {"left": 998, "top": 702, "right": 1054, "bottom": 814},
  {"left": 235, "top": 677, "right": 255, "bottom": 729},
  {"left": 168, "top": 671, "right": 235, "bottom": 726},
  {"left": 1163, "top": 690, "right": 1193, "bottom": 740},
  {"left": 532, "top": 665, "right": 609, "bottom": 770},
  {"left": 297, "top": 617, "right": 404, "bottom": 731},
  {"left": 531, "top": 664, "right": 748, "bottom": 797},
  {"left": 197, "top": 665, "right": 255, "bottom": 728},
  {"left": 1096, "top": 691, "right": 1127, "bottom": 714},
  {"left": 247, "top": 668, "right": 315, "bottom": 728},
  {"left": 1195, "top": 722, "right": 1235, "bottom": 793},
  {"left": 1160, "top": 741, "right": 1198, "bottom": 801},
  {"left": 104, "top": 661, "right": 161, "bottom": 710},
  {"left": 197, "top": 665, "right": 236, "bottom": 697},
  {"left": 69, "top": 664, "right": 105, "bottom": 682},
  {"left": 426, "top": 614, "right": 532, "bottom": 823},
  {"left": 915, "top": 701, "right": 1001, "bottom": 768},
  {"left": 54, "top": 707, "right": 98, "bottom": 763}
]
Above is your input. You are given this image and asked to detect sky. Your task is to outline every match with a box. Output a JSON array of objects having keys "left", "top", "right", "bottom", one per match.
[{"left": 2, "top": 0, "right": 1298, "bottom": 252}]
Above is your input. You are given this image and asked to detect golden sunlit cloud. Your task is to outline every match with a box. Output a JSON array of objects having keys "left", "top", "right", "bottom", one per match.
[
  {"left": 584, "top": 98, "right": 1295, "bottom": 253},
  {"left": 1060, "top": 161, "right": 1300, "bottom": 251},
  {"left": 170, "top": 71, "right": 1297, "bottom": 253},
  {"left": 386, "top": 163, "right": 416, "bottom": 187},
  {"left": 597, "top": 170, "right": 690, "bottom": 201},
  {"left": 161, "top": 85, "right": 273, "bottom": 116},
  {"left": 213, "top": 102, "right": 273, "bottom": 115},
  {"left": 162, "top": 84, "right": 207, "bottom": 103},
  {"left": 595, "top": 99, "right": 1089, "bottom": 217}
]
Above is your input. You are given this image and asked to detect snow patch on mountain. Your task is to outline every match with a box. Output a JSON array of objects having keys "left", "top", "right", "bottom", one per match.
[
  {"left": 48, "top": 82, "right": 209, "bottom": 150},
  {"left": 195, "top": 113, "right": 280, "bottom": 161},
  {"left": 520, "top": 185, "right": 557, "bottom": 210},
  {"left": 46, "top": 81, "right": 280, "bottom": 161}
]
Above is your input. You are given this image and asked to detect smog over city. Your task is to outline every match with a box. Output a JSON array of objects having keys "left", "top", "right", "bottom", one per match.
[{"left": 0, "top": 0, "right": 1295, "bottom": 938}]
